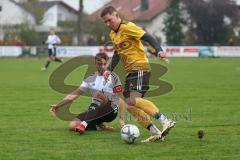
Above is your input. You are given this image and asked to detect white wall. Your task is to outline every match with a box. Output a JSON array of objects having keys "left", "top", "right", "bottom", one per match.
[
  {"left": 41, "top": 4, "right": 77, "bottom": 27},
  {"left": 57, "top": 5, "right": 77, "bottom": 22},
  {"left": 42, "top": 5, "right": 58, "bottom": 27},
  {"left": 0, "top": 0, "right": 35, "bottom": 26},
  {"left": 145, "top": 13, "right": 167, "bottom": 44},
  {"left": 234, "top": 0, "right": 240, "bottom": 5}
]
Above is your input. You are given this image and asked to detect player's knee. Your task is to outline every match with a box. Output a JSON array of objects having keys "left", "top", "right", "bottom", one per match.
[
  {"left": 125, "top": 98, "right": 134, "bottom": 106},
  {"left": 48, "top": 57, "right": 53, "bottom": 61},
  {"left": 125, "top": 98, "right": 136, "bottom": 106},
  {"left": 129, "top": 97, "right": 137, "bottom": 106},
  {"left": 128, "top": 92, "right": 142, "bottom": 106}
]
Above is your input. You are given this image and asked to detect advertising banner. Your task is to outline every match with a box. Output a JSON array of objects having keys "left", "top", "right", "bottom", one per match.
[
  {"left": 0, "top": 46, "right": 22, "bottom": 56},
  {"left": 1, "top": 46, "right": 240, "bottom": 57}
]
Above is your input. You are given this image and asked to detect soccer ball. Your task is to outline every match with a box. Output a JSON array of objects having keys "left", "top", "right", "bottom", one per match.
[{"left": 121, "top": 124, "right": 140, "bottom": 144}]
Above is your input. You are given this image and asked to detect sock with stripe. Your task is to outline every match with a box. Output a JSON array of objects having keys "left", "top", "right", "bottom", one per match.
[
  {"left": 45, "top": 61, "right": 50, "bottom": 68},
  {"left": 154, "top": 113, "right": 167, "bottom": 123},
  {"left": 147, "top": 124, "right": 162, "bottom": 135},
  {"left": 81, "top": 121, "right": 88, "bottom": 128}
]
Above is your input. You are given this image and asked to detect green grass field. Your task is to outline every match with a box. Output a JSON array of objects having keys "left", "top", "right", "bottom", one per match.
[{"left": 0, "top": 57, "right": 240, "bottom": 160}]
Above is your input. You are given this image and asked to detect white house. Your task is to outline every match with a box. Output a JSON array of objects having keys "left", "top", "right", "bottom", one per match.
[
  {"left": 0, "top": 0, "right": 35, "bottom": 26},
  {"left": 0, "top": 0, "right": 35, "bottom": 41},
  {"left": 136, "top": 12, "right": 168, "bottom": 44},
  {"left": 0, "top": 0, "right": 78, "bottom": 31},
  {"left": 0, "top": 0, "right": 79, "bottom": 43},
  {"left": 38, "top": 1, "right": 78, "bottom": 28}
]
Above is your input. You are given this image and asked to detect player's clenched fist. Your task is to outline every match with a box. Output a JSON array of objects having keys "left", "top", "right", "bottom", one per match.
[
  {"left": 157, "top": 51, "right": 170, "bottom": 64},
  {"left": 103, "top": 70, "right": 111, "bottom": 80},
  {"left": 50, "top": 104, "right": 58, "bottom": 117}
]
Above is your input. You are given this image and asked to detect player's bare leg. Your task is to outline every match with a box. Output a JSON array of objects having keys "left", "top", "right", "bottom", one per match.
[{"left": 42, "top": 56, "right": 54, "bottom": 71}]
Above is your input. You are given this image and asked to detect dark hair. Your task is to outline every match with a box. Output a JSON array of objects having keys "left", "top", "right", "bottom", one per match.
[
  {"left": 95, "top": 52, "right": 109, "bottom": 62},
  {"left": 100, "top": 6, "right": 117, "bottom": 17}
]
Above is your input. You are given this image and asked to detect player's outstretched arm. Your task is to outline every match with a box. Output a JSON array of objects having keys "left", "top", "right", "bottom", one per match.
[
  {"left": 50, "top": 88, "right": 85, "bottom": 117},
  {"left": 157, "top": 51, "right": 170, "bottom": 64},
  {"left": 103, "top": 52, "right": 120, "bottom": 80},
  {"left": 141, "top": 33, "right": 170, "bottom": 64},
  {"left": 107, "top": 51, "right": 120, "bottom": 72},
  {"left": 116, "top": 93, "right": 125, "bottom": 128},
  {"left": 112, "top": 73, "right": 125, "bottom": 128},
  {"left": 57, "top": 36, "right": 61, "bottom": 44}
]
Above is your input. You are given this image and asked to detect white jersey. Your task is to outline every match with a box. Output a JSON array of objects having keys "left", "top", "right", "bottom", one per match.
[
  {"left": 80, "top": 72, "right": 122, "bottom": 108},
  {"left": 46, "top": 34, "right": 61, "bottom": 49}
]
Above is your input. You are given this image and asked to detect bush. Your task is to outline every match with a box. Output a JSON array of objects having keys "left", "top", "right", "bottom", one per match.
[{"left": 19, "top": 28, "right": 41, "bottom": 46}]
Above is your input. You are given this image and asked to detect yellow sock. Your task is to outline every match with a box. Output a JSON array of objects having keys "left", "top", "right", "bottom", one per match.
[
  {"left": 127, "top": 107, "right": 152, "bottom": 128},
  {"left": 135, "top": 98, "right": 159, "bottom": 117}
]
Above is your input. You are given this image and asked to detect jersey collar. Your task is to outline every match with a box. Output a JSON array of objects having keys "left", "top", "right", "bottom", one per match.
[{"left": 114, "top": 20, "right": 124, "bottom": 33}]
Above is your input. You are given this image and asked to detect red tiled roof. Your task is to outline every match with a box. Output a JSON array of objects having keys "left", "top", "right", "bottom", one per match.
[{"left": 89, "top": 0, "right": 168, "bottom": 21}]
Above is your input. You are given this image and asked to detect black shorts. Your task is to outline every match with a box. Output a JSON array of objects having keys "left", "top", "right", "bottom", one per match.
[
  {"left": 123, "top": 71, "right": 151, "bottom": 98},
  {"left": 48, "top": 47, "right": 56, "bottom": 56},
  {"left": 76, "top": 101, "right": 118, "bottom": 130}
]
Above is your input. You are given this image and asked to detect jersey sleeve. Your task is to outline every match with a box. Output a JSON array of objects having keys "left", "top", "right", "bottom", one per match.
[
  {"left": 56, "top": 35, "right": 61, "bottom": 44},
  {"left": 123, "top": 22, "right": 146, "bottom": 40},
  {"left": 46, "top": 36, "right": 50, "bottom": 44},
  {"left": 79, "top": 81, "right": 89, "bottom": 92},
  {"left": 111, "top": 72, "right": 122, "bottom": 94},
  {"left": 141, "top": 33, "right": 163, "bottom": 56},
  {"left": 79, "top": 74, "right": 96, "bottom": 92}
]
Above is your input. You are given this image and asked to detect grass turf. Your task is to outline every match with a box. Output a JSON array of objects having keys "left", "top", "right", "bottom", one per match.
[{"left": 0, "top": 57, "right": 239, "bottom": 160}]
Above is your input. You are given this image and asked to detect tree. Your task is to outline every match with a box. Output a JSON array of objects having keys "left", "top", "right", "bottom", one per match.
[
  {"left": 77, "top": 0, "right": 84, "bottom": 45},
  {"left": 90, "top": 18, "right": 111, "bottom": 45},
  {"left": 19, "top": 27, "right": 40, "bottom": 45},
  {"left": 164, "top": 0, "right": 185, "bottom": 45},
  {"left": 183, "top": 0, "right": 240, "bottom": 45},
  {"left": 21, "top": 0, "right": 45, "bottom": 24}
]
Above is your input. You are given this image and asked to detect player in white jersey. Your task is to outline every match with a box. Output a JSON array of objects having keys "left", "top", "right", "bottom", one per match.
[
  {"left": 50, "top": 52, "right": 124, "bottom": 133},
  {"left": 41, "top": 28, "right": 62, "bottom": 71}
]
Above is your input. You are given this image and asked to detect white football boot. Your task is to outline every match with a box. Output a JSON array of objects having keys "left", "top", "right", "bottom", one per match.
[
  {"left": 161, "top": 119, "right": 176, "bottom": 139},
  {"left": 141, "top": 124, "right": 163, "bottom": 143}
]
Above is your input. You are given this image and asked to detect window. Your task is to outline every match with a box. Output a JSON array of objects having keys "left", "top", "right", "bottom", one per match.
[
  {"left": 58, "top": 13, "right": 64, "bottom": 21},
  {"left": 141, "top": 0, "right": 149, "bottom": 11}
]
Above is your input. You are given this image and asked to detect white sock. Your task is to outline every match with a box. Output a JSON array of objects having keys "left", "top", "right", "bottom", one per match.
[
  {"left": 149, "top": 124, "right": 161, "bottom": 135},
  {"left": 81, "top": 121, "right": 88, "bottom": 128},
  {"left": 156, "top": 113, "right": 167, "bottom": 123}
]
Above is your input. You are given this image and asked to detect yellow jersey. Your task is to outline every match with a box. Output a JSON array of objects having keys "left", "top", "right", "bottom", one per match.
[{"left": 109, "top": 22, "right": 150, "bottom": 73}]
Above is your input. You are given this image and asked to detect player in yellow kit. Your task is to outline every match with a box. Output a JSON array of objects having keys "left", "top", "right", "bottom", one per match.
[{"left": 101, "top": 6, "right": 175, "bottom": 142}]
